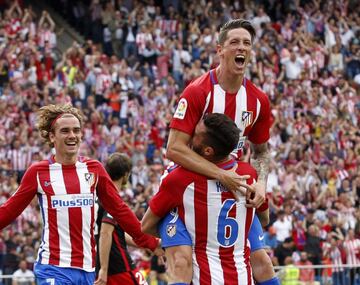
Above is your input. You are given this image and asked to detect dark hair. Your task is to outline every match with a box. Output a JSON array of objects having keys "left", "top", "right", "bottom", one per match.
[
  {"left": 105, "top": 153, "right": 132, "bottom": 181},
  {"left": 218, "top": 19, "right": 256, "bottom": 45},
  {"left": 37, "top": 104, "right": 84, "bottom": 147},
  {"left": 202, "top": 113, "right": 240, "bottom": 160}
]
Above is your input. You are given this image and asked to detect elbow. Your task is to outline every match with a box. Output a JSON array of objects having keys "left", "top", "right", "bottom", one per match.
[{"left": 166, "top": 145, "right": 178, "bottom": 162}]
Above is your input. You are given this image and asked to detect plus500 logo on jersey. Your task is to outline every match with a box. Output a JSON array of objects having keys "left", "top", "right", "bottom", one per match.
[{"left": 51, "top": 194, "right": 94, "bottom": 209}]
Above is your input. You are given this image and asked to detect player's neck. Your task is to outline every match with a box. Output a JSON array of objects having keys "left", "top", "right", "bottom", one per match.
[
  {"left": 54, "top": 154, "right": 78, "bottom": 165},
  {"left": 212, "top": 155, "right": 233, "bottom": 166},
  {"left": 216, "top": 67, "right": 243, "bottom": 93},
  {"left": 113, "top": 178, "right": 124, "bottom": 192}
]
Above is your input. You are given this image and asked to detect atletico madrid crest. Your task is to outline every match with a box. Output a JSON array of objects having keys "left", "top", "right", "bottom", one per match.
[
  {"left": 241, "top": 111, "right": 253, "bottom": 128},
  {"left": 167, "top": 224, "right": 177, "bottom": 237},
  {"left": 84, "top": 173, "right": 95, "bottom": 187}
]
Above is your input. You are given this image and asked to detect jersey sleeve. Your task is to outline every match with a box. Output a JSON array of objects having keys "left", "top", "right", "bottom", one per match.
[
  {"left": 149, "top": 170, "right": 184, "bottom": 218},
  {"left": 0, "top": 164, "right": 38, "bottom": 229},
  {"left": 169, "top": 82, "right": 207, "bottom": 136},
  {"left": 95, "top": 162, "right": 158, "bottom": 251},
  {"left": 247, "top": 89, "right": 271, "bottom": 145},
  {"left": 236, "top": 162, "right": 258, "bottom": 184}
]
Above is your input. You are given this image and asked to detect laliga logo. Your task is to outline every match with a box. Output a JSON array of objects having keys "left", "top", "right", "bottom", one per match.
[{"left": 174, "top": 98, "right": 187, "bottom": 119}]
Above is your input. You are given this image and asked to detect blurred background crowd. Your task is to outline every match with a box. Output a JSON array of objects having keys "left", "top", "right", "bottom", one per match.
[{"left": 0, "top": 0, "right": 359, "bottom": 284}]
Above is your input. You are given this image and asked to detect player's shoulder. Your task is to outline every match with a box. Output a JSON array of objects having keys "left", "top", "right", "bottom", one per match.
[
  {"left": 80, "top": 156, "right": 102, "bottom": 167},
  {"left": 184, "top": 71, "right": 211, "bottom": 94},
  {"left": 26, "top": 160, "right": 48, "bottom": 172},
  {"left": 79, "top": 157, "right": 106, "bottom": 173},
  {"left": 245, "top": 78, "right": 269, "bottom": 101},
  {"left": 162, "top": 165, "right": 199, "bottom": 186},
  {"left": 235, "top": 161, "right": 257, "bottom": 179}
]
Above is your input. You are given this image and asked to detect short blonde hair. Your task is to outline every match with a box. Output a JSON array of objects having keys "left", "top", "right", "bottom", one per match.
[{"left": 37, "top": 104, "right": 84, "bottom": 147}]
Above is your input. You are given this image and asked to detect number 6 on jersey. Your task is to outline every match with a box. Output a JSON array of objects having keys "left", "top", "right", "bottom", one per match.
[{"left": 217, "top": 199, "right": 239, "bottom": 247}]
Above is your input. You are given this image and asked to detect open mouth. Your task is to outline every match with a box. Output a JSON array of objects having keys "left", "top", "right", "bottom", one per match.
[
  {"left": 235, "top": 55, "right": 245, "bottom": 66},
  {"left": 65, "top": 141, "right": 77, "bottom": 146}
]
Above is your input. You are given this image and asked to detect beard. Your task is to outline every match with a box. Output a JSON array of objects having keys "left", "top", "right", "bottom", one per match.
[{"left": 191, "top": 143, "right": 205, "bottom": 156}]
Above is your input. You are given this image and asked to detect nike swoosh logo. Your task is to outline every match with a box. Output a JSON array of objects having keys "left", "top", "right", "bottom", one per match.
[{"left": 259, "top": 235, "right": 264, "bottom": 241}]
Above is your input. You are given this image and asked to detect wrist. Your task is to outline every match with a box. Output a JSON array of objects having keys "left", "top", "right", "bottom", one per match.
[
  {"left": 216, "top": 169, "right": 227, "bottom": 182},
  {"left": 257, "top": 198, "right": 269, "bottom": 212},
  {"left": 256, "top": 180, "right": 266, "bottom": 191}
]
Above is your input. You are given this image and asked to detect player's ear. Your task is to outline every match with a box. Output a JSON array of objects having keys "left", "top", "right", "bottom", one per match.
[
  {"left": 216, "top": 43, "right": 223, "bottom": 56},
  {"left": 203, "top": 146, "right": 214, "bottom": 157},
  {"left": 49, "top": 131, "right": 55, "bottom": 144}
]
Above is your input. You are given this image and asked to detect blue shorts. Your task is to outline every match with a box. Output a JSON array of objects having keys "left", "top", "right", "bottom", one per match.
[
  {"left": 34, "top": 263, "right": 95, "bottom": 285},
  {"left": 158, "top": 208, "right": 192, "bottom": 248},
  {"left": 248, "top": 215, "right": 265, "bottom": 252},
  {"left": 159, "top": 210, "right": 265, "bottom": 252}
]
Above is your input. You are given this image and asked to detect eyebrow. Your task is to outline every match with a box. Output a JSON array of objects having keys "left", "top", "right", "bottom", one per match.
[{"left": 59, "top": 126, "right": 81, "bottom": 131}]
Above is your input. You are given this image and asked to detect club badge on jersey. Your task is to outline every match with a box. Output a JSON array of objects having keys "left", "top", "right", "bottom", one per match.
[
  {"left": 84, "top": 173, "right": 95, "bottom": 187},
  {"left": 166, "top": 224, "right": 177, "bottom": 237},
  {"left": 241, "top": 111, "right": 253, "bottom": 129}
]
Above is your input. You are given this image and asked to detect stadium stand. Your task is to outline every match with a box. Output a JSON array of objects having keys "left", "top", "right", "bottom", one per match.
[{"left": 0, "top": 0, "right": 359, "bottom": 284}]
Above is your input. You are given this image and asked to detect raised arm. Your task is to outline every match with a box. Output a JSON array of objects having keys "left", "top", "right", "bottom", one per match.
[{"left": 45, "top": 11, "right": 56, "bottom": 32}]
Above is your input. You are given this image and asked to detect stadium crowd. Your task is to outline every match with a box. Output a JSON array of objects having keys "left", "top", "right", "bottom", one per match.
[{"left": 0, "top": 0, "right": 359, "bottom": 284}]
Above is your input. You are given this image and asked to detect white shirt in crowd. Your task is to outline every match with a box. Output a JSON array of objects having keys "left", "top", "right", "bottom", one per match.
[
  {"left": 281, "top": 56, "right": 304, "bottom": 80},
  {"left": 273, "top": 216, "right": 292, "bottom": 242},
  {"left": 12, "top": 268, "right": 35, "bottom": 285}
]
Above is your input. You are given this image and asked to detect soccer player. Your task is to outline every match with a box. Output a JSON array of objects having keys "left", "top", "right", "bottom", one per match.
[
  {"left": 163, "top": 19, "right": 279, "bottom": 285},
  {"left": 142, "top": 113, "right": 257, "bottom": 284},
  {"left": 95, "top": 152, "right": 163, "bottom": 285},
  {"left": 0, "top": 104, "right": 160, "bottom": 285}
]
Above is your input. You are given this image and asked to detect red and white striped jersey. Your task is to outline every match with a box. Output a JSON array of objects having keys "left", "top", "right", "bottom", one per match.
[
  {"left": 329, "top": 246, "right": 344, "bottom": 272},
  {"left": 343, "top": 238, "right": 360, "bottom": 265},
  {"left": 150, "top": 158, "right": 256, "bottom": 285},
  {"left": 0, "top": 156, "right": 158, "bottom": 272},
  {"left": 170, "top": 69, "right": 271, "bottom": 156}
]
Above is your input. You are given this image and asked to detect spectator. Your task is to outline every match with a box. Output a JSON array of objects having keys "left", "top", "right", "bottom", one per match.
[
  {"left": 264, "top": 226, "right": 278, "bottom": 250},
  {"left": 0, "top": 1, "right": 358, "bottom": 284},
  {"left": 304, "top": 225, "right": 322, "bottom": 282},
  {"left": 273, "top": 210, "right": 292, "bottom": 243},
  {"left": 295, "top": 252, "right": 318, "bottom": 285},
  {"left": 274, "top": 237, "right": 295, "bottom": 266},
  {"left": 280, "top": 51, "right": 304, "bottom": 80},
  {"left": 12, "top": 260, "right": 35, "bottom": 285}
]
